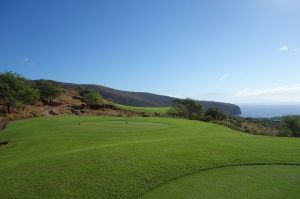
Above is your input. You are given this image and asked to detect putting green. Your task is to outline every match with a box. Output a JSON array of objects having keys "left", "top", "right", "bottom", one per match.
[
  {"left": 0, "top": 116, "right": 299, "bottom": 199},
  {"left": 141, "top": 165, "right": 300, "bottom": 199},
  {"left": 64, "top": 120, "right": 169, "bottom": 133}
]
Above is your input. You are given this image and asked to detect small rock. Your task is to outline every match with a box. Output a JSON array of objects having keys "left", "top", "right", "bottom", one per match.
[
  {"left": 71, "top": 108, "right": 81, "bottom": 115},
  {"left": 49, "top": 110, "right": 59, "bottom": 116}
]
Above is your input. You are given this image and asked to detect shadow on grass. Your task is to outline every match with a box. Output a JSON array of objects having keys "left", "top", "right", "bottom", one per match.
[{"left": 0, "top": 141, "right": 8, "bottom": 147}]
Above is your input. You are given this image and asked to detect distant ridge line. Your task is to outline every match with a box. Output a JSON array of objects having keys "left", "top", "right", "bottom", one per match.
[{"left": 45, "top": 80, "right": 242, "bottom": 116}]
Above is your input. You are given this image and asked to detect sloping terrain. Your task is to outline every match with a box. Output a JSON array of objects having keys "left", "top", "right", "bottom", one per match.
[
  {"left": 0, "top": 86, "right": 141, "bottom": 123},
  {"left": 54, "top": 81, "right": 241, "bottom": 116},
  {"left": 0, "top": 116, "right": 299, "bottom": 198}
]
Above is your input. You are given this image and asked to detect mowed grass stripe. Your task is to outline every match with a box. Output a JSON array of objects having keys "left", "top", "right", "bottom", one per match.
[
  {"left": 0, "top": 116, "right": 299, "bottom": 198},
  {"left": 114, "top": 104, "right": 171, "bottom": 114}
]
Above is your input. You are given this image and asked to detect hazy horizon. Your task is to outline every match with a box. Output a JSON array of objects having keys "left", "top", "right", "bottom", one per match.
[
  {"left": 1, "top": 0, "right": 299, "bottom": 105},
  {"left": 240, "top": 104, "right": 300, "bottom": 118}
]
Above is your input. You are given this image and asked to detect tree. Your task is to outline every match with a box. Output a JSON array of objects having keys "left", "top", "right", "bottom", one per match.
[
  {"left": 79, "top": 90, "right": 102, "bottom": 107},
  {"left": 0, "top": 72, "right": 39, "bottom": 113},
  {"left": 205, "top": 107, "right": 227, "bottom": 121},
  {"left": 35, "top": 80, "right": 61, "bottom": 106},
  {"left": 170, "top": 98, "right": 203, "bottom": 120},
  {"left": 282, "top": 116, "right": 300, "bottom": 137}
]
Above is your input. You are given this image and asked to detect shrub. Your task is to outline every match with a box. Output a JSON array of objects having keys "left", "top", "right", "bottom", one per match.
[
  {"left": 35, "top": 80, "right": 61, "bottom": 106},
  {"left": 204, "top": 107, "right": 227, "bottom": 121},
  {"left": 79, "top": 90, "right": 102, "bottom": 107},
  {"left": 170, "top": 98, "right": 203, "bottom": 120},
  {"left": 281, "top": 116, "right": 300, "bottom": 137},
  {"left": 277, "top": 126, "right": 292, "bottom": 137},
  {"left": 0, "top": 72, "right": 39, "bottom": 113}
]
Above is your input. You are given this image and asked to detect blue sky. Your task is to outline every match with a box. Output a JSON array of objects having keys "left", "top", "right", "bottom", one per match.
[{"left": 0, "top": 0, "right": 299, "bottom": 105}]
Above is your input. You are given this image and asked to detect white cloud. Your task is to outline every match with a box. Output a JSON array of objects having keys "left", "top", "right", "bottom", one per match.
[
  {"left": 234, "top": 85, "right": 300, "bottom": 103},
  {"left": 218, "top": 73, "right": 230, "bottom": 82},
  {"left": 23, "top": 57, "right": 36, "bottom": 67},
  {"left": 23, "top": 57, "right": 30, "bottom": 63},
  {"left": 279, "top": 46, "right": 289, "bottom": 51}
]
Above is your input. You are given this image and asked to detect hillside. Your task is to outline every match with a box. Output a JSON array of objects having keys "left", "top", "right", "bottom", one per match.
[
  {"left": 0, "top": 79, "right": 240, "bottom": 123},
  {"left": 0, "top": 84, "right": 141, "bottom": 123},
  {"left": 54, "top": 81, "right": 242, "bottom": 116}
]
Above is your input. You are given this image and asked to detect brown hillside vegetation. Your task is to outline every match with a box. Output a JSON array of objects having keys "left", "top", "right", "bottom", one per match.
[{"left": 0, "top": 86, "right": 141, "bottom": 123}]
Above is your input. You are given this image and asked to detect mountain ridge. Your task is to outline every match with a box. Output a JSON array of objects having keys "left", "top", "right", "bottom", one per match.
[{"left": 53, "top": 81, "right": 241, "bottom": 116}]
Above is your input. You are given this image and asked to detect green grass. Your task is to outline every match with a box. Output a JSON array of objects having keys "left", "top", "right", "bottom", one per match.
[
  {"left": 0, "top": 116, "right": 299, "bottom": 199},
  {"left": 114, "top": 104, "right": 171, "bottom": 114},
  {"left": 141, "top": 165, "right": 300, "bottom": 199}
]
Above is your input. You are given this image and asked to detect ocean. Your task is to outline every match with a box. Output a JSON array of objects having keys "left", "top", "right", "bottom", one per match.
[{"left": 240, "top": 104, "right": 300, "bottom": 118}]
